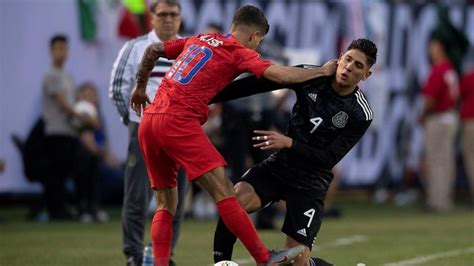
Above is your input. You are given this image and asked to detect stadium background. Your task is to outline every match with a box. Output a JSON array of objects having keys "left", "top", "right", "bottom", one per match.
[
  {"left": 0, "top": 1, "right": 473, "bottom": 266},
  {"left": 1, "top": 0, "right": 473, "bottom": 192}
]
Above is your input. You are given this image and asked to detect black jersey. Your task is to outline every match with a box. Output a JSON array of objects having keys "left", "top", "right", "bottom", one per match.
[{"left": 211, "top": 65, "right": 373, "bottom": 189}]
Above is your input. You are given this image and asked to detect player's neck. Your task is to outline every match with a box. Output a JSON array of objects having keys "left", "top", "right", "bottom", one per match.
[
  {"left": 230, "top": 30, "right": 245, "bottom": 45},
  {"left": 331, "top": 78, "right": 356, "bottom": 96}
]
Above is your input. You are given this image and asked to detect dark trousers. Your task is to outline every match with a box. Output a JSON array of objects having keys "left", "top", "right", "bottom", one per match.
[
  {"left": 43, "top": 135, "right": 78, "bottom": 219},
  {"left": 74, "top": 143, "right": 100, "bottom": 215}
]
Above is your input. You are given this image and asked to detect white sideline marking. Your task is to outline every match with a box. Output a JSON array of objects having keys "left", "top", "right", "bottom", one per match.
[
  {"left": 384, "top": 246, "right": 474, "bottom": 266},
  {"left": 316, "top": 234, "right": 368, "bottom": 250},
  {"left": 228, "top": 235, "right": 369, "bottom": 265}
]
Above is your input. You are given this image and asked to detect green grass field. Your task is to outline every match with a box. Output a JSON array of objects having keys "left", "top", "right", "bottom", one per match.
[{"left": 0, "top": 203, "right": 473, "bottom": 266}]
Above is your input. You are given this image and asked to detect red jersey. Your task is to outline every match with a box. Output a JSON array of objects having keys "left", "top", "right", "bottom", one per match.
[
  {"left": 460, "top": 70, "right": 474, "bottom": 120},
  {"left": 421, "top": 60, "right": 459, "bottom": 113},
  {"left": 145, "top": 32, "right": 272, "bottom": 123}
]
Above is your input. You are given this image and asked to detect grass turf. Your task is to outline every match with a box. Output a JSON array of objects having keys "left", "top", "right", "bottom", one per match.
[{"left": 0, "top": 203, "right": 473, "bottom": 265}]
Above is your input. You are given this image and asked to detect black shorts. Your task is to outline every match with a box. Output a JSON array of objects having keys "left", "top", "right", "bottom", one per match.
[{"left": 239, "top": 162, "right": 327, "bottom": 249}]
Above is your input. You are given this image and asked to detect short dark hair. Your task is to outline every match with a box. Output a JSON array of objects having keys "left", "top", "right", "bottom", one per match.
[
  {"left": 150, "top": 0, "right": 181, "bottom": 12},
  {"left": 347, "top": 38, "right": 377, "bottom": 67},
  {"left": 50, "top": 34, "right": 68, "bottom": 48},
  {"left": 232, "top": 5, "right": 269, "bottom": 35}
]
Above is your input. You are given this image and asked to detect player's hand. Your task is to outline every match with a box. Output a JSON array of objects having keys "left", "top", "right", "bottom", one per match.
[
  {"left": 322, "top": 59, "right": 337, "bottom": 76},
  {"left": 130, "top": 86, "right": 150, "bottom": 117},
  {"left": 252, "top": 130, "right": 293, "bottom": 150}
]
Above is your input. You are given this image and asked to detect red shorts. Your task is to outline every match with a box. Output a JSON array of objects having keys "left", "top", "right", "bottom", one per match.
[{"left": 138, "top": 113, "right": 227, "bottom": 189}]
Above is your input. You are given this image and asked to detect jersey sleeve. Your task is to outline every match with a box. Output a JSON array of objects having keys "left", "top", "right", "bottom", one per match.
[
  {"left": 210, "top": 64, "right": 314, "bottom": 104},
  {"left": 210, "top": 75, "right": 284, "bottom": 103},
  {"left": 164, "top": 38, "right": 188, "bottom": 59},
  {"left": 234, "top": 48, "right": 272, "bottom": 78},
  {"left": 290, "top": 119, "right": 372, "bottom": 169}
]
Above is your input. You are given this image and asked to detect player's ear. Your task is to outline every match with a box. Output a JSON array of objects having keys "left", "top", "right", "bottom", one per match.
[
  {"left": 337, "top": 53, "right": 344, "bottom": 64},
  {"left": 362, "top": 70, "right": 372, "bottom": 81},
  {"left": 249, "top": 31, "right": 259, "bottom": 42}
]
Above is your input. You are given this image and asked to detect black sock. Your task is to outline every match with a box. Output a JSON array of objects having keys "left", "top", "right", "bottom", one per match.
[{"left": 213, "top": 217, "right": 237, "bottom": 262}]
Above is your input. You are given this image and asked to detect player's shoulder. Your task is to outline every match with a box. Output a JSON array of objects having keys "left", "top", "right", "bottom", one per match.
[
  {"left": 351, "top": 88, "right": 373, "bottom": 121},
  {"left": 123, "top": 34, "right": 148, "bottom": 52},
  {"left": 294, "top": 68, "right": 330, "bottom": 90}
]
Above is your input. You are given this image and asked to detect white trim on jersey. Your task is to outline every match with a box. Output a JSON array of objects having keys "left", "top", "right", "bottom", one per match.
[{"left": 355, "top": 90, "right": 373, "bottom": 120}]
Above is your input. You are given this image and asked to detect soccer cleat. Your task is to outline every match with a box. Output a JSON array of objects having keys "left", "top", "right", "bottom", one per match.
[{"left": 258, "top": 245, "right": 305, "bottom": 265}]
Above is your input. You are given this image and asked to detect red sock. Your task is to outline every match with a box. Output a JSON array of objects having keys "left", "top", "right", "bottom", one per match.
[
  {"left": 216, "top": 197, "right": 270, "bottom": 263},
  {"left": 151, "top": 210, "right": 173, "bottom": 266}
]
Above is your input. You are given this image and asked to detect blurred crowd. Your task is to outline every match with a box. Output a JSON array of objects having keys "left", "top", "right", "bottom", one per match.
[{"left": 8, "top": 2, "right": 473, "bottom": 228}]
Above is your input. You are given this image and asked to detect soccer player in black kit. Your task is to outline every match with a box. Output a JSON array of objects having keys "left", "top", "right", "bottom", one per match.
[{"left": 211, "top": 38, "right": 377, "bottom": 266}]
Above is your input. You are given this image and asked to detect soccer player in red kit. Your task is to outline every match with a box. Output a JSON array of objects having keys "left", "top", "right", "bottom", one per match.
[{"left": 130, "top": 5, "right": 336, "bottom": 265}]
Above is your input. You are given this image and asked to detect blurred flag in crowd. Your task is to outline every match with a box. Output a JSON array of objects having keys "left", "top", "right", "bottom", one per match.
[
  {"left": 78, "top": 0, "right": 152, "bottom": 41},
  {"left": 78, "top": 0, "right": 97, "bottom": 41}
]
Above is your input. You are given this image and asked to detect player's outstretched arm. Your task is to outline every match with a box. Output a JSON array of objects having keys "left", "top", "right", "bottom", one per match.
[
  {"left": 130, "top": 43, "right": 166, "bottom": 116},
  {"left": 263, "top": 60, "right": 337, "bottom": 84}
]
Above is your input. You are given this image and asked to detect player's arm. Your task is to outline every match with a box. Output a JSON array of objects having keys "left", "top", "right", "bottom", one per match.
[
  {"left": 131, "top": 39, "right": 187, "bottom": 115},
  {"left": 210, "top": 64, "right": 319, "bottom": 104},
  {"left": 109, "top": 41, "right": 135, "bottom": 125},
  {"left": 263, "top": 60, "right": 336, "bottom": 84},
  {"left": 209, "top": 74, "right": 285, "bottom": 104},
  {"left": 130, "top": 43, "right": 166, "bottom": 115},
  {"left": 418, "top": 97, "right": 435, "bottom": 124},
  {"left": 135, "top": 43, "right": 166, "bottom": 92},
  {"left": 51, "top": 93, "right": 76, "bottom": 117},
  {"left": 290, "top": 120, "right": 372, "bottom": 169},
  {"left": 51, "top": 93, "right": 99, "bottom": 129}
]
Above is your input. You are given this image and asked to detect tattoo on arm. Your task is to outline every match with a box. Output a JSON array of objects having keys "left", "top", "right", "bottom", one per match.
[{"left": 136, "top": 42, "right": 166, "bottom": 90}]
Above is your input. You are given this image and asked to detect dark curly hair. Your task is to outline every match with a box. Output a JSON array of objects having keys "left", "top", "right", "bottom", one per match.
[
  {"left": 347, "top": 38, "right": 378, "bottom": 67},
  {"left": 232, "top": 5, "right": 270, "bottom": 35}
]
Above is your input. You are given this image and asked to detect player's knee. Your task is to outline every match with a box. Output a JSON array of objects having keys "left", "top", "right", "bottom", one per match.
[{"left": 234, "top": 182, "right": 260, "bottom": 212}]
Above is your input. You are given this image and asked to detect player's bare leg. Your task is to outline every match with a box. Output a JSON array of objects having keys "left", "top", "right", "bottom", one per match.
[
  {"left": 196, "top": 166, "right": 235, "bottom": 201},
  {"left": 284, "top": 236, "right": 311, "bottom": 266}
]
